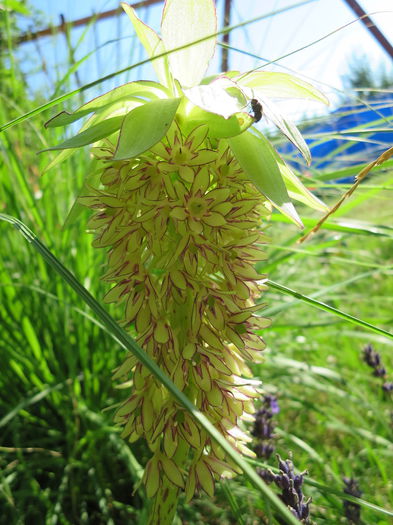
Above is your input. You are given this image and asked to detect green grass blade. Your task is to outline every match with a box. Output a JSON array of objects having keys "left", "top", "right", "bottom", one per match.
[
  {"left": 266, "top": 279, "right": 393, "bottom": 340},
  {"left": 220, "top": 480, "right": 246, "bottom": 525},
  {"left": 269, "top": 213, "right": 393, "bottom": 238}
]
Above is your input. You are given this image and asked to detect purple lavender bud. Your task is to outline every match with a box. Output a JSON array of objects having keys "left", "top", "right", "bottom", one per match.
[
  {"left": 362, "top": 344, "right": 387, "bottom": 377},
  {"left": 256, "top": 467, "right": 277, "bottom": 484},
  {"left": 294, "top": 473, "right": 305, "bottom": 491},
  {"left": 278, "top": 456, "right": 291, "bottom": 476},
  {"left": 265, "top": 394, "right": 280, "bottom": 414},
  {"left": 382, "top": 382, "right": 393, "bottom": 392},
  {"left": 258, "top": 455, "right": 311, "bottom": 524},
  {"left": 278, "top": 472, "right": 291, "bottom": 491},
  {"left": 373, "top": 366, "right": 387, "bottom": 378},
  {"left": 252, "top": 394, "right": 279, "bottom": 458},
  {"left": 252, "top": 414, "right": 274, "bottom": 439},
  {"left": 254, "top": 442, "right": 275, "bottom": 459},
  {"left": 343, "top": 477, "right": 362, "bottom": 524}
]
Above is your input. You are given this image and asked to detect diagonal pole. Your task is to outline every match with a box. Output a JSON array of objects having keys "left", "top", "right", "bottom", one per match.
[{"left": 342, "top": 0, "right": 393, "bottom": 60}]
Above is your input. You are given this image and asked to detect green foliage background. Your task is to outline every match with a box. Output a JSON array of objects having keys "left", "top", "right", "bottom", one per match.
[{"left": 1, "top": 2, "right": 392, "bottom": 524}]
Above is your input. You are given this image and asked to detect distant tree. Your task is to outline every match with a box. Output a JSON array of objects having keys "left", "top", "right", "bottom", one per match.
[{"left": 342, "top": 53, "right": 393, "bottom": 95}]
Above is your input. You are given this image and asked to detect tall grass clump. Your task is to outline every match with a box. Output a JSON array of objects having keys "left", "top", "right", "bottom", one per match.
[{"left": 0, "top": 3, "right": 146, "bottom": 524}]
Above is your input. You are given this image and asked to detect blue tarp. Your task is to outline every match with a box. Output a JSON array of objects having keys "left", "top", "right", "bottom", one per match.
[{"left": 280, "top": 93, "right": 393, "bottom": 181}]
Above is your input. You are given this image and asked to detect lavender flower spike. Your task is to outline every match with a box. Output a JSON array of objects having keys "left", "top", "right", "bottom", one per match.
[
  {"left": 362, "top": 344, "right": 386, "bottom": 378},
  {"left": 257, "top": 455, "right": 311, "bottom": 524}
]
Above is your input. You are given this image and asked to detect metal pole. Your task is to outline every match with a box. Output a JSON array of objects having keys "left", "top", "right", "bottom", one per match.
[
  {"left": 342, "top": 0, "right": 393, "bottom": 61},
  {"left": 221, "top": 0, "right": 232, "bottom": 71},
  {"left": 17, "top": 0, "right": 163, "bottom": 45}
]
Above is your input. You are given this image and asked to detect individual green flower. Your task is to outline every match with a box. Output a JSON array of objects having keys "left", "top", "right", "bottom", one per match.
[{"left": 152, "top": 122, "right": 217, "bottom": 183}]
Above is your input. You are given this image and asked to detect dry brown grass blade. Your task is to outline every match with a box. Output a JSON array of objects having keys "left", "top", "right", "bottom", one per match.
[{"left": 298, "top": 146, "right": 393, "bottom": 243}]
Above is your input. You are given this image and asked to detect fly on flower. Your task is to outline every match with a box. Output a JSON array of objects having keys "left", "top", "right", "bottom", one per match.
[
  {"left": 240, "top": 93, "right": 263, "bottom": 123},
  {"left": 229, "top": 83, "right": 263, "bottom": 123},
  {"left": 250, "top": 98, "right": 263, "bottom": 123}
]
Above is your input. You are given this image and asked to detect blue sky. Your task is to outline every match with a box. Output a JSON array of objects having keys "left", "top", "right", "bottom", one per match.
[{"left": 15, "top": 0, "right": 393, "bottom": 120}]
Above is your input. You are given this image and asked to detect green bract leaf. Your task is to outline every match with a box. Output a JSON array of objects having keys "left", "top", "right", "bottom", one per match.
[
  {"left": 236, "top": 72, "right": 329, "bottom": 105},
  {"left": 184, "top": 77, "right": 247, "bottom": 119},
  {"left": 121, "top": 3, "right": 171, "bottom": 88},
  {"left": 252, "top": 91, "right": 311, "bottom": 165},
  {"left": 45, "top": 81, "right": 168, "bottom": 128},
  {"left": 43, "top": 147, "right": 78, "bottom": 174},
  {"left": 40, "top": 116, "right": 124, "bottom": 152},
  {"left": 275, "top": 154, "right": 328, "bottom": 212},
  {"left": 43, "top": 101, "right": 141, "bottom": 173},
  {"left": 113, "top": 98, "right": 180, "bottom": 160},
  {"left": 227, "top": 131, "right": 303, "bottom": 228},
  {"left": 161, "top": 0, "right": 217, "bottom": 87}
]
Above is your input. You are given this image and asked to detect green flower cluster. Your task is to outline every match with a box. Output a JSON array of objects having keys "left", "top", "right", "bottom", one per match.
[{"left": 79, "top": 120, "right": 271, "bottom": 501}]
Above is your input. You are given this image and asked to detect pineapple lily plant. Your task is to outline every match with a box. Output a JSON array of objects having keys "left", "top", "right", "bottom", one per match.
[{"left": 43, "top": 1, "right": 328, "bottom": 523}]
